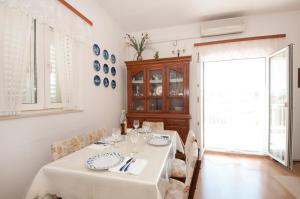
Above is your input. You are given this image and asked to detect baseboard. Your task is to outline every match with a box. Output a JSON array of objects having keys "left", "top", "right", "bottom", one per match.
[{"left": 204, "top": 148, "right": 270, "bottom": 159}]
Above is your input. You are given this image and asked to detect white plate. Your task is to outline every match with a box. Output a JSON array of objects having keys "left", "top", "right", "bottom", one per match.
[
  {"left": 147, "top": 135, "right": 171, "bottom": 146},
  {"left": 86, "top": 152, "right": 124, "bottom": 170},
  {"left": 104, "top": 135, "right": 124, "bottom": 143}
]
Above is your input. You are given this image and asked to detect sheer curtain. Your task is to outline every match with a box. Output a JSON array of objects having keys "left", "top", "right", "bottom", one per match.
[
  {"left": 195, "top": 38, "right": 286, "bottom": 152},
  {"left": 0, "top": 0, "right": 89, "bottom": 115},
  {"left": 55, "top": 33, "right": 80, "bottom": 110},
  {"left": 0, "top": 4, "right": 32, "bottom": 116}
]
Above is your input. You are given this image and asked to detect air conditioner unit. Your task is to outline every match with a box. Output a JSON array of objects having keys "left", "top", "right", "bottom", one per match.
[{"left": 200, "top": 17, "right": 245, "bottom": 37}]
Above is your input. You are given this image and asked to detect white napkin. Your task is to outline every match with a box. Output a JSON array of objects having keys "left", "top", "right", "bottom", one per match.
[
  {"left": 109, "top": 157, "right": 148, "bottom": 175},
  {"left": 87, "top": 144, "right": 111, "bottom": 150}
]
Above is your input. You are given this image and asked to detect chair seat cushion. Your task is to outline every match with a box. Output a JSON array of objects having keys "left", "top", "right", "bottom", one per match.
[
  {"left": 170, "top": 158, "right": 187, "bottom": 178},
  {"left": 165, "top": 179, "right": 187, "bottom": 199}
]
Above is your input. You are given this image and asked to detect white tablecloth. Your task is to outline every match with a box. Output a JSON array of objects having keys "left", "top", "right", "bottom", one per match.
[{"left": 26, "top": 131, "right": 182, "bottom": 199}]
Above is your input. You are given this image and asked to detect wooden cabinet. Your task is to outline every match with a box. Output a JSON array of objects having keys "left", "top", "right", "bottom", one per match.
[{"left": 126, "top": 56, "right": 191, "bottom": 142}]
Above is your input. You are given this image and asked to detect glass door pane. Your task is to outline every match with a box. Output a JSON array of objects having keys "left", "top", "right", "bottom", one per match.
[
  {"left": 132, "top": 71, "right": 144, "bottom": 97},
  {"left": 269, "top": 46, "right": 292, "bottom": 167},
  {"left": 204, "top": 58, "right": 267, "bottom": 152},
  {"left": 147, "top": 69, "right": 163, "bottom": 111},
  {"left": 131, "top": 71, "right": 145, "bottom": 111},
  {"left": 168, "top": 69, "right": 184, "bottom": 112},
  {"left": 149, "top": 70, "right": 163, "bottom": 97}
]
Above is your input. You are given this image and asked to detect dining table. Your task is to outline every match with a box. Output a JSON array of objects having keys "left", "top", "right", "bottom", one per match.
[{"left": 25, "top": 130, "right": 184, "bottom": 199}]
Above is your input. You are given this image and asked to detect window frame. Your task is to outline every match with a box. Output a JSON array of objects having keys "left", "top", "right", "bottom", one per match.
[{"left": 21, "top": 19, "right": 63, "bottom": 111}]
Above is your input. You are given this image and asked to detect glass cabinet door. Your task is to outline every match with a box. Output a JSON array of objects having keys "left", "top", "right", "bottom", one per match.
[
  {"left": 131, "top": 71, "right": 145, "bottom": 111},
  {"left": 168, "top": 68, "right": 184, "bottom": 112},
  {"left": 147, "top": 69, "right": 163, "bottom": 111}
]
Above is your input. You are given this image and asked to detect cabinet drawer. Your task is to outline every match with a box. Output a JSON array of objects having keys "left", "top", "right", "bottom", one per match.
[{"left": 164, "top": 119, "right": 188, "bottom": 127}]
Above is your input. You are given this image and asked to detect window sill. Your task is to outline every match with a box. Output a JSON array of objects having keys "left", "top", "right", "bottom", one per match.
[{"left": 0, "top": 109, "right": 83, "bottom": 121}]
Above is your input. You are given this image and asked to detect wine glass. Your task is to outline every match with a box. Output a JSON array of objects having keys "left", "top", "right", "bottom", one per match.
[
  {"left": 142, "top": 122, "right": 151, "bottom": 140},
  {"left": 133, "top": 120, "right": 139, "bottom": 132},
  {"left": 129, "top": 131, "right": 139, "bottom": 156}
]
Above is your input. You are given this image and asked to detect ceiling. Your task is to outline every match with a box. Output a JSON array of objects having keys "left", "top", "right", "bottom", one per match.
[{"left": 96, "top": 0, "right": 300, "bottom": 32}]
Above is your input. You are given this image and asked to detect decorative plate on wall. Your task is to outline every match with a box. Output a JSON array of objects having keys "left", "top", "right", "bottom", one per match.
[
  {"left": 103, "top": 64, "right": 109, "bottom": 74},
  {"left": 94, "top": 75, "right": 101, "bottom": 86},
  {"left": 111, "top": 80, "right": 116, "bottom": 89},
  {"left": 111, "top": 67, "right": 116, "bottom": 76},
  {"left": 103, "top": 49, "right": 109, "bottom": 60},
  {"left": 93, "top": 44, "right": 100, "bottom": 56},
  {"left": 93, "top": 60, "right": 101, "bottom": 71},
  {"left": 111, "top": 54, "right": 116, "bottom": 64},
  {"left": 104, "top": 77, "right": 109, "bottom": 87}
]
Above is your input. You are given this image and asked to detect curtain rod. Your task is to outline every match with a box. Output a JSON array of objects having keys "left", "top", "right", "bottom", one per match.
[
  {"left": 58, "top": 0, "right": 93, "bottom": 26},
  {"left": 194, "top": 34, "right": 286, "bottom": 47}
]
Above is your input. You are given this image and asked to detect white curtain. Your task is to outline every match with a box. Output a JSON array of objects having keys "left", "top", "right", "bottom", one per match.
[
  {"left": 196, "top": 39, "right": 285, "bottom": 62},
  {"left": 55, "top": 32, "right": 81, "bottom": 110},
  {"left": 0, "top": 0, "right": 91, "bottom": 42},
  {"left": 0, "top": 4, "right": 32, "bottom": 116}
]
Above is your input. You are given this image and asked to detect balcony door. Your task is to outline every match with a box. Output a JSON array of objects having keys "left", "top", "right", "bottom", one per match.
[{"left": 268, "top": 45, "right": 293, "bottom": 169}]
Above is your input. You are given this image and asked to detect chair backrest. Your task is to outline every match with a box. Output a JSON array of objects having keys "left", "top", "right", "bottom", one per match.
[
  {"left": 87, "top": 128, "right": 107, "bottom": 144},
  {"left": 142, "top": 121, "right": 164, "bottom": 131},
  {"left": 50, "top": 134, "right": 86, "bottom": 161},
  {"left": 188, "top": 148, "right": 201, "bottom": 199},
  {"left": 185, "top": 141, "right": 198, "bottom": 187},
  {"left": 185, "top": 130, "right": 196, "bottom": 154}
]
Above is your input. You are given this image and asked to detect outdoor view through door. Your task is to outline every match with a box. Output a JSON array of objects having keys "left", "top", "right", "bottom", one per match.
[{"left": 204, "top": 58, "right": 267, "bottom": 153}]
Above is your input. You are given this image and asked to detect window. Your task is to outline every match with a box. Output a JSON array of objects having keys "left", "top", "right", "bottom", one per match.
[
  {"left": 23, "top": 19, "right": 37, "bottom": 105},
  {"left": 21, "top": 19, "right": 74, "bottom": 111}
]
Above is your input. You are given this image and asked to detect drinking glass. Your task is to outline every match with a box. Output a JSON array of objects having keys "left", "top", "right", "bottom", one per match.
[
  {"left": 129, "top": 131, "right": 139, "bottom": 156},
  {"left": 112, "top": 128, "right": 121, "bottom": 140},
  {"left": 133, "top": 120, "right": 139, "bottom": 132},
  {"left": 142, "top": 122, "right": 151, "bottom": 140}
]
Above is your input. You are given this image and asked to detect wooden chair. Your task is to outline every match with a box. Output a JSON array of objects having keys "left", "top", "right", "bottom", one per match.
[
  {"left": 142, "top": 121, "right": 164, "bottom": 130},
  {"left": 165, "top": 141, "right": 200, "bottom": 199},
  {"left": 171, "top": 130, "right": 197, "bottom": 182}
]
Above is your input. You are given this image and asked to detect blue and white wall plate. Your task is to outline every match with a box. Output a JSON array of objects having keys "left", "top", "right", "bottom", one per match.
[
  {"left": 103, "top": 49, "right": 109, "bottom": 60},
  {"left": 103, "top": 64, "right": 109, "bottom": 74},
  {"left": 93, "top": 44, "right": 100, "bottom": 56},
  {"left": 94, "top": 60, "right": 101, "bottom": 71},
  {"left": 111, "top": 54, "right": 116, "bottom": 64},
  {"left": 111, "top": 67, "right": 116, "bottom": 76},
  {"left": 94, "top": 75, "right": 101, "bottom": 86},
  {"left": 104, "top": 77, "right": 109, "bottom": 87},
  {"left": 111, "top": 80, "right": 116, "bottom": 89}
]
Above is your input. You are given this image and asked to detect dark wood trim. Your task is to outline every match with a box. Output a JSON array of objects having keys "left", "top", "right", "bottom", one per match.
[
  {"left": 58, "top": 0, "right": 93, "bottom": 26},
  {"left": 127, "top": 113, "right": 191, "bottom": 119},
  {"left": 125, "top": 56, "right": 192, "bottom": 67},
  {"left": 194, "top": 34, "right": 286, "bottom": 47}
]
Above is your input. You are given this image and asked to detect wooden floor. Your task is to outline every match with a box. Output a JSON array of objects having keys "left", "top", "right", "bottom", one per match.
[{"left": 194, "top": 152, "right": 300, "bottom": 199}]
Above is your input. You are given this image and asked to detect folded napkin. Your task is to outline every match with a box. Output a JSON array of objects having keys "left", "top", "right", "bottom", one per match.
[
  {"left": 109, "top": 157, "right": 148, "bottom": 175},
  {"left": 152, "top": 134, "right": 170, "bottom": 139},
  {"left": 87, "top": 144, "right": 111, "bottom": 150}
]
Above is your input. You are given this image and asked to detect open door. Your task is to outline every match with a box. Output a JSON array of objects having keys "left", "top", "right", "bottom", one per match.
[{"left": 268, "top": 44, "right": 293, "bottom": 169}]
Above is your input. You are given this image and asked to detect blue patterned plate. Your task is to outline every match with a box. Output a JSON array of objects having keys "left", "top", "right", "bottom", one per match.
[
  {"left": 111, "top": 54, "right": 116, "bottom": 64},
  {"left": 85, "top": 152, "right": 124, "bottom": 170},
  {"left": 94, "top": 60, "right": 100, "bottom": 71},
  {"left": 111, "top": 67, "right": 116, "bottom": 76},
  {"left": 103, "top": 64, "right": 109, "bottom": 74},
  {"left": 111, "top": 80, "right": 116, "bottom": 89},
  {"left": 103, "top": 49, "right": 109, "bottom": 60},
  {"left": 93, "top": 44, "right": 100, "bottom": 56},
  {"left": 94, "top": 75, "right": 101, "bottom": 86},
  {"left": 104, "top": 77, "right": 109, "bottom": 87}
]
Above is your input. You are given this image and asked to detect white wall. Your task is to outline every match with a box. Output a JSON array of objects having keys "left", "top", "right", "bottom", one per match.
[
  {"left": 125, "top": 10, "right": 300, "bottom": 160},
  {"left": 0, "top": 0, "right": 126, "bottom": 198}
]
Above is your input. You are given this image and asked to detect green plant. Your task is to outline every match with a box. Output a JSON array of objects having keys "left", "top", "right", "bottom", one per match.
[
  {"left": 126, "top": 33, "right": 150, "bottom": 60},
  {"left": 154, "top": 51, "right": 159, "bottom": 59}
]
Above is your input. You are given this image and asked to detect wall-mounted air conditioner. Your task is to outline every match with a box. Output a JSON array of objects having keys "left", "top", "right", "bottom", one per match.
[{"left": 200, "top": 17, "right": 245, "bottom": 37}]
